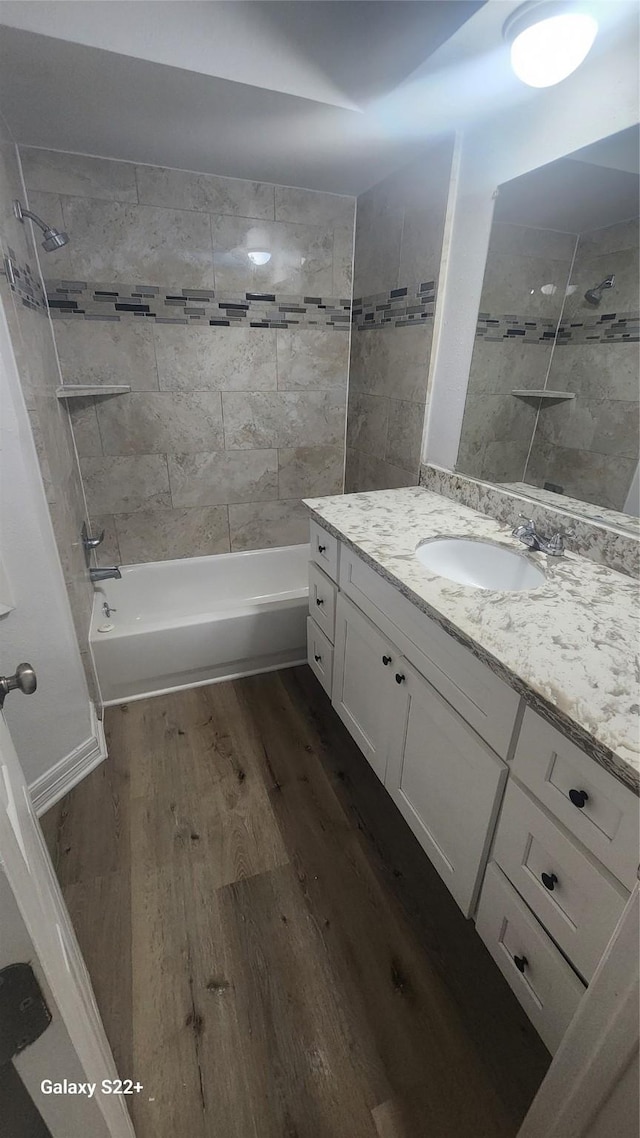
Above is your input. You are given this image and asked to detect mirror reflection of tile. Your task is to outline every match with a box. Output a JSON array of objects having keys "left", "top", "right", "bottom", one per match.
[{"left": 457, "top": 129, "right": 639, "bottom": 519}]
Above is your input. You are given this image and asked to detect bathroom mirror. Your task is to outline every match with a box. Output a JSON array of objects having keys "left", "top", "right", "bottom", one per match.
[{"left": 455, "top": 124, "right": 639, "bottom": 532}]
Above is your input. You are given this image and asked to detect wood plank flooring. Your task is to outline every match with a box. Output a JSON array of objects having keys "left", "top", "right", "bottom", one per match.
[{"left": 40, "top": 667, "right": 549, "bottom": 1137}]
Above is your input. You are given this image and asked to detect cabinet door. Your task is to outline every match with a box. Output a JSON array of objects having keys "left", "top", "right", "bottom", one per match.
[
  {"left": 332, "top": 594, "right": 399, "bottom": 782},
  {"left": 385, "top": 658, "right": 508, "bottom": 916}
]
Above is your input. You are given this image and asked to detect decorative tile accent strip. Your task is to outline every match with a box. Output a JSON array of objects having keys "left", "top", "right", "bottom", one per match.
[
  {"left": 476, "top": 310, "right": 639, "bottom": 344},
  {"left": 419, "top": 464, "right": 639, "bottom": 579},
  {"left": 44, "top": 280, "right": 352, "bottom": 330},
  {"left": 1, "top": 251, "right": 47, "bottom": 312},
  {"left": 353, "top": 281, "right": 436, "bottom": 330}
]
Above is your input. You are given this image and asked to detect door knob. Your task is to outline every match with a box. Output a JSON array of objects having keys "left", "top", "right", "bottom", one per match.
[{"left": 0, "top": 663, "right": 37, "bottom": 709}]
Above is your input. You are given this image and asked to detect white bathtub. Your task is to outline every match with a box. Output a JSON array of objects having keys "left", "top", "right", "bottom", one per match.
[{"left": 89, "top": 544, "right": 309, "bottom": 705}]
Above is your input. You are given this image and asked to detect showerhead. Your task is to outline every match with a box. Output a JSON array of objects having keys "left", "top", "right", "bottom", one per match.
[
  {"left": 13, "top": 199, "right": 69, "bottom": 252},
  {"left": 584, "top": 274, "right": 615, "bottom": 306},
  {"left": 41, "top": 228, "right": 69, "bottom": 252}
]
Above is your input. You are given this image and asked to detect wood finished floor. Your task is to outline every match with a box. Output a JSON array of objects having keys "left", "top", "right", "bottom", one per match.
[{"left": 40, "top": 667, "right": 549, "bottom": 1138}]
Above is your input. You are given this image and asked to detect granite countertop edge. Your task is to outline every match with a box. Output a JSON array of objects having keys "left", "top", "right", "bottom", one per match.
[{"left": 305, "top": 502, "right": 640, "bottom": 798}]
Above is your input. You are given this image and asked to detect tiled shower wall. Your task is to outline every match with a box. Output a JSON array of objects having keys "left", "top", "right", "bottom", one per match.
[
  {"left": 20, "top": 148, "right": 354, "bottom": 562},
  {"left": 525, "top": 218, "right": 639, "bottom": 510},
  {"left": 345, "top": 138, "right": 454, "bottom": 492},
  {"left": 0, "top": 121, "right": 96, "bottom": 690},
  {"left": 456, "top": 221, "right": 577, "bottom": 483}
]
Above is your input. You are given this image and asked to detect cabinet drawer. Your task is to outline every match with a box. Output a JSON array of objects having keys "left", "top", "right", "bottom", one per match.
[
  {"left": 339, "top": 546, "right": 520, "bottom": 758},
  {"left": 307, "top": 618, "right": 333, "bottom": 697},
  {"left": 309, "top": 521, "right": 339, "bottom": 582},
  {"left": 476, "top": 863, "right": 585, "bottom": 1054},
  {"left": 493, "top": 781, "right": 628, "bottom": 981},
  {"left": 512, "top": 709, "right": 639, "bottom": 890},
  {"left": 308, "top": 562, "right": 337, "bottom": 643}
]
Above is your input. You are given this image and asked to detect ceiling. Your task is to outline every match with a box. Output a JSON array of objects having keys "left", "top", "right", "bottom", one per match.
[
  {"left": 495, "top": 126, "right": 640, "bottom": 233},
  {"left": 0, "top": 1, "right": 637, "bottom": 196},
  {"left": 0, "top": 1, "right": 505, "bottom": 195}
]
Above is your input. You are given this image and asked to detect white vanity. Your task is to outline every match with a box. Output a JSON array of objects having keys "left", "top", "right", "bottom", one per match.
[{"left": 304, "top": 491, "right": 639, "bottom": 1056}]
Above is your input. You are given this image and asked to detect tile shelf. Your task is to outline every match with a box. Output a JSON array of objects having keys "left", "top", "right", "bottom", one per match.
[
  {"left": 55, "top": 385, "right": 131, "bottom": 399},
  {"left": 511, "top": 389, "right": 576, "bottom": 401}
]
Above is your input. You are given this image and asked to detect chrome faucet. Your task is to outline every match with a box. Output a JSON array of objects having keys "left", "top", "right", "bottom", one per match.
[
  {"left": 512, "top": 515, "right": 574, "bottom": 557},
  {"left": 89, "top": 566, "right": 121, "bottom": 582}
]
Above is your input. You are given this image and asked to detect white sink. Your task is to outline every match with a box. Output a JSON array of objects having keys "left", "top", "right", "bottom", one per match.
[{"left": 415, "top": 538, "right": 546, "bottom": 591}]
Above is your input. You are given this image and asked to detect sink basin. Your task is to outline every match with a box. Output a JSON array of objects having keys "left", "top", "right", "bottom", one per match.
[{"left": 415, "top": 538, "right": 546, "bottom": 591}]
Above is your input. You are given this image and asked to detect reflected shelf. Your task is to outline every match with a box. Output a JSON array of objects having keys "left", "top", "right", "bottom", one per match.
[{"left": 511, "top": 389, "right": 576, "bottom": 401}]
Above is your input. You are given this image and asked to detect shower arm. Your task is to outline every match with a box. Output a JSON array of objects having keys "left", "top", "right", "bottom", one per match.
[{"left": 13, "top": 199, "right": 54, "bottom": 235}]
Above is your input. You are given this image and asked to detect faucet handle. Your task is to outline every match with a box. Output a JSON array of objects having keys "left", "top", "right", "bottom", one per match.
[
  {"left": 512, "top": 514, "right": 535, "bottom": 536},
  {"left": 546, "top": 528, "right": 575, "bottom": 555},
  {"left": 83, "top": 529, "right": 105, "bottom": 550}
]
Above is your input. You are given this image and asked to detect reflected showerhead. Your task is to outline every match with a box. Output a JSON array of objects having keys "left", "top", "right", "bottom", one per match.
[
  {"left": 13, "top": 199, "right": 69, "bottom": 252},
  {"left": 584, "top": 274, "right": 615, "bottom": 306}
]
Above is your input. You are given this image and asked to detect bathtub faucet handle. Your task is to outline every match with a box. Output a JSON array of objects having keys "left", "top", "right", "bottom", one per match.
[{"left": 81, "top": 521, "right": 105, "bottom": 565}]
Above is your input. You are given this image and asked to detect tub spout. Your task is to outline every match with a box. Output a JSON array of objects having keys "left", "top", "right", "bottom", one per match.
[{"left": 90, "top": 566, "right": 121, "bottom": 582}]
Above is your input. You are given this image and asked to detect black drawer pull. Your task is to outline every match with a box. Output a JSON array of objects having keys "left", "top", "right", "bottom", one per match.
[
  {"left": 314, "top": 654, "right": 322, "bottom": 663},
  {"left": 316, "top": 597, "right": 324, "bottom": 606},
  {"left": 395, "top": 673, "right": 405, "bottom": 684},
  {"left": 514, "top": 954, "right": 528, "bottom": 974},
  {"left": 318, "top": 544, "right": 326, "bottom": 553},
  {"left": 569, "top": 788, "right": 589, "bottom": 809},
  {"left": 541, "top": 872, "right": 558, "bottom": 891},
  {"left": 382, "top": 655, "right": 392, "bottom": 666}
]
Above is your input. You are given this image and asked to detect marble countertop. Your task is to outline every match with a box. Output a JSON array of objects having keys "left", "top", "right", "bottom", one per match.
[{"left": 304, "top": 487, "right": 640, "bottom": 795}]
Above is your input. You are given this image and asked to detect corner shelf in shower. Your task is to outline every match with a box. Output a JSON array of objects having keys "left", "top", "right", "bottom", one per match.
[
  {"left": 55, "top": 384, "right": 131, "bottom": 400},
  {"left": 511, "top": 389, "right": 576, "bottom": 401}
]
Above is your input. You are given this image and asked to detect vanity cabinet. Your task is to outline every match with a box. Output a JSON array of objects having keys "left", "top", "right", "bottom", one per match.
[{"left": 306, "top": 518, "right": 638, "bottom": 1055}]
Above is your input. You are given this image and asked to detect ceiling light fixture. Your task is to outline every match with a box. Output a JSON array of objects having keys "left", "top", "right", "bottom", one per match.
[
  {"left": 247, "top": 249, "right": 271, "bottom": 265},
  {"left": 503, "top": 2, "right": 598, "bottom": 88}
]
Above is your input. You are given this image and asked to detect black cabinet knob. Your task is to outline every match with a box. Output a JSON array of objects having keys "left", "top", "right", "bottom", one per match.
[
  {"left": 318, "top": 544, "right": 326, "bottom": 553},
  {"left": 316, "top": 597, "right": 324, "bottom": 606},
  {"left": 541, "top": 872, "right": 558, "bottom": 891},
  {"left": 314, "top": 654, "right": 322, "bottom": 663},
  {"left": 395, "top": 673, "right": 405, "bottom": 684},
  {"left": 569, "top": 788, "right": 589, "bottom": 808},
  {"left": 382, "top": 655, "right": 392, "bottom": 666},
  {"left": 513, "top": 954, "right": 528, "bottom": 974}
]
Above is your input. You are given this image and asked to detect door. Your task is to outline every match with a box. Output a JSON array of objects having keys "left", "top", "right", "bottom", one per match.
[
  {"left": 384, "top": 656, "right": 508, "bottom": 916},
  {"left": 0, "top": 705, "right": 135, "bottom": 1138},
  {"left": 332, "top": 594, "right": 399, "bottom": 782}
]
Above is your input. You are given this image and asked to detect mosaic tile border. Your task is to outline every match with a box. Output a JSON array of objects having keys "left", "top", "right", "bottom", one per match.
[
  {"left": 43, "top": 279, "right": 352, "bottom": 330},
  {"left": 1, "top": 250, "right": 47, "bottom": 312},
  {"left": 419, "top": 464, "right": 639, "bottom": 579},
  {"left": 353, "top": 281, "right": 436, "bottom": 330},
  {"left": 476, "top": 310, "right": 639, "bottom": 344}
]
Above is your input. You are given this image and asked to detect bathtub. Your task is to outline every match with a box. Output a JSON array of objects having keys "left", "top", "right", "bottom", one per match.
[{"left": 89, "top": 544, "right": 309, "bottom": 705}]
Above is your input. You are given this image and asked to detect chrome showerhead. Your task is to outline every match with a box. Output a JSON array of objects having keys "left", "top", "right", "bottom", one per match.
[
  {"left": 13, "top": 199, "right": 69, "bottom": 251},
  {"left": 41, "top": 228, "right": 69, "bottom": 252},
  {"left": 584, "top": 274, "right": 615, "bottom": 306}
]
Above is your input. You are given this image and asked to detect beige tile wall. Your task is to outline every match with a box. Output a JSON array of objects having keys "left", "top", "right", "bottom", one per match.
[
  {"left": 20, "top": 149, "right": 355, "bottom": 561},
  {"left": 345, "top": 138, "right": 454, "bottom": 492}
]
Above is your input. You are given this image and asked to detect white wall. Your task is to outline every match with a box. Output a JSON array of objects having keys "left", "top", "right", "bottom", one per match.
[
  {"left": 423, "top": 29, "right": 640, "bottom": 470},
  {"left": 0, "top": 300, "right": 94, "bottom": 784}
]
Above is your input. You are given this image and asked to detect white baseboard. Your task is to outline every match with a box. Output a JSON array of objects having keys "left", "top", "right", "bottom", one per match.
[{"left": 29, "top": 702, "right": 107, "bottom": 816}]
